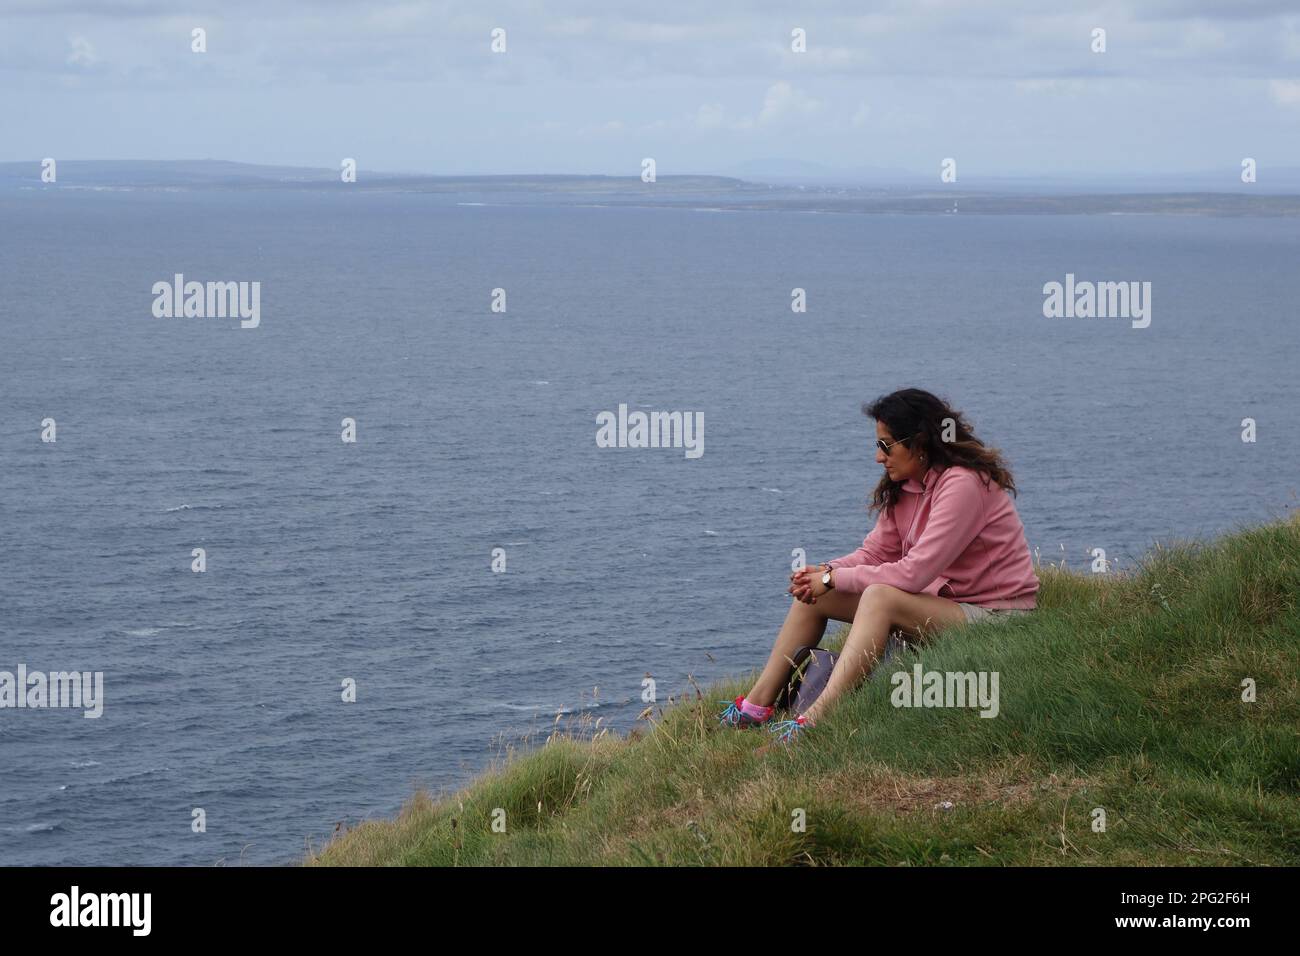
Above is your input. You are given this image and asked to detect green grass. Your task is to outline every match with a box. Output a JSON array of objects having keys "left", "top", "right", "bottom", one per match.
[{"left": 306, "top": 514, "right": 1300, "bottom": 866}]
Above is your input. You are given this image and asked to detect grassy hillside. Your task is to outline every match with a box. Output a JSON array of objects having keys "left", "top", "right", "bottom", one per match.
[{"left": 306, "top": 514, "right": 1300, "bottom": 866}]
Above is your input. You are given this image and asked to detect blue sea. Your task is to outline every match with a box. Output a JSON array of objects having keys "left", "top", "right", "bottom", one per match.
[{"left": 1, "top": 189, "right": 1297, "bottom": 865}]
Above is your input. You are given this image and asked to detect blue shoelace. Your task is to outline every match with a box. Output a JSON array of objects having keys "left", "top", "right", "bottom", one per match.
[
  {"left": 768, "top": 718, "right": 806, "bottom": 742},
  {"left": 717, "top": 699, "right": 743, "bottom": 725}
]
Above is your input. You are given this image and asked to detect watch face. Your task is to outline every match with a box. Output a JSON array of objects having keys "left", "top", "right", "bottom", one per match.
[{"left": 822, "top": 573, "right": 831, "bottom": 585}]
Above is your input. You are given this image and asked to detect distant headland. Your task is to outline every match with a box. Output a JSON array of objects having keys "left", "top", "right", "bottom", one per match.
[{"left": 5, "top": 160, "right": 1300, "bottom": 217}]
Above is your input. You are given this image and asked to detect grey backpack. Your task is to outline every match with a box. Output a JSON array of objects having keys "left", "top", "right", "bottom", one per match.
[
  {"left": 774, "top": 646, "right": 838, "bottom": 714},
  {"left": 775, "top": 633, "right": 913, "bottom": 714}
]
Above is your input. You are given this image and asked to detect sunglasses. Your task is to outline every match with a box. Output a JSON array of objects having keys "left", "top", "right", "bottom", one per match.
[{"left": 875, "top": 434, "right": 914, "bottom": 455}]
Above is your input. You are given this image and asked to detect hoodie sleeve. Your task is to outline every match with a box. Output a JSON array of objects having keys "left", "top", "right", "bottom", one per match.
[
  {"left": 826, "top": 503, "right": 902, "bottom": 570},
  {"left": 829, "top": 471, "right": 985, "bottom": 595}
]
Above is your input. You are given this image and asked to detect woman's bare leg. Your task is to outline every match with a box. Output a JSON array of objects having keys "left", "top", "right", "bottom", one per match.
[
  {"left": 744, "top": 589, "right": 860, "bottom": 706},
  {"left": 799, "top": 584, "right": 967, "bottom": 724}
]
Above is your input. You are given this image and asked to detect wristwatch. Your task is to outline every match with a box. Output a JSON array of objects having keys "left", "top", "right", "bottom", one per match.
[{"left": 821, "top": 568, "right": 835, "bottom": 589}]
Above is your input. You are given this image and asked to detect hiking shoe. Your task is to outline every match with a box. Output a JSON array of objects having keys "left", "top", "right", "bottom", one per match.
[{"left": 717, "top": 696, "right": 772, "bottom": 728}]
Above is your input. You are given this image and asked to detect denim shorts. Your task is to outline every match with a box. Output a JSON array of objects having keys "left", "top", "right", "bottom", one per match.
[{"left": 959, "top": 603, "right": 1033, "bottom": 624}]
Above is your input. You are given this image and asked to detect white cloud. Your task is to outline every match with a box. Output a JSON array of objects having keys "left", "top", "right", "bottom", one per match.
[
  {"left": 690, "top": 85, "right": 824, "bottom": 133},
  {"left": 576, "top": 119, "right": 627, "bottom": 136},
  {"left": 1269, "top": 78, "right": 1300, "bottom": 104},
  {"left": 757, "top": 81, "right": 823, "bottom": 125},
  {"left": 65, "top": 35, "right": 97, "bottom": 69},
  {"left": 795, "top": 44, "right": 865, "bottom": 72},
  {"left": 695, "top": 103, "right": 726, "bottom": 129}
]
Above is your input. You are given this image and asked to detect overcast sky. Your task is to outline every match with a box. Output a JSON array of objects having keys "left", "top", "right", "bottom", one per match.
[{"left": 2, "top": 0, "right": 1299, "bottom": 177}]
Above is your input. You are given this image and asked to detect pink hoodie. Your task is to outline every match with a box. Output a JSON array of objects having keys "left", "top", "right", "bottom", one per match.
[{"left": 827, "top": 464, "right": 1039, "bottom": 608}]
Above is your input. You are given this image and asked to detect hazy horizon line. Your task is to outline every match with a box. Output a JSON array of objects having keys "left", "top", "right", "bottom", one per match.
[{"left": 5, "top": 157, "right": 1300, "bottom": 192}]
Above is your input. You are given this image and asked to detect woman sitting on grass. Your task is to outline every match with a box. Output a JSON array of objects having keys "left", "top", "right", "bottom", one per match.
[{"left": 721, "top": 387, "right": 1039, "bottom": 743}]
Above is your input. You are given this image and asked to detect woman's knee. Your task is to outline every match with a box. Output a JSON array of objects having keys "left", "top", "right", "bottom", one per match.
[
  {"left": 858, "top": 584, "right": 904, "bottom": 620},
  {"left": 859, "top": 583, "right": 904, "bottom": 608}
]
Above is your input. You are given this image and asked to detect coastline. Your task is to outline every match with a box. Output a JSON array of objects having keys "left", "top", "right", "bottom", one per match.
[{"left": 305, "top": 513, "right": 1300, "bottom": 867}]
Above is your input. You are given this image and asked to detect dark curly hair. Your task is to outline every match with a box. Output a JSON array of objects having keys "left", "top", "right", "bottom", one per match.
[{"left": 864, "top": 388, "right": 1017, "bottom": 514}]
